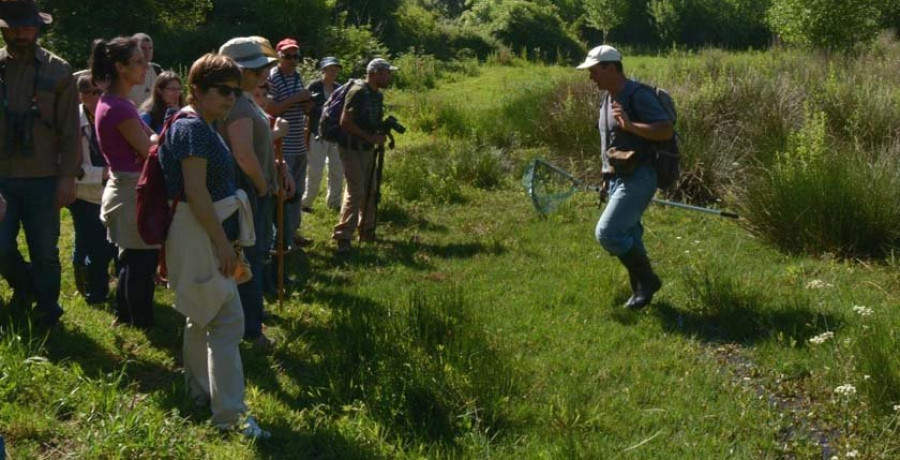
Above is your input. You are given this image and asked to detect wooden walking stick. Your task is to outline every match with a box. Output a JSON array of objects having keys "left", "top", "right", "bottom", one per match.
[{"left": 271, "top": 120, "right": 286, "bottom": 309}]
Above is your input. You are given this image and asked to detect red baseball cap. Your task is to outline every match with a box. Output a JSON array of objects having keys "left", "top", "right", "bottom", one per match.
[{"left": 275, "top": 38, "right": 300, "bottom": 53}]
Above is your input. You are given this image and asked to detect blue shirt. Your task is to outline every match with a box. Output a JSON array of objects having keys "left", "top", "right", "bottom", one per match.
[
  {"left": 599, "top": 80, "right": 669, "bottom": 171},
  {"left": 159, "top": 114, "right": 239, "bottom": 238}
]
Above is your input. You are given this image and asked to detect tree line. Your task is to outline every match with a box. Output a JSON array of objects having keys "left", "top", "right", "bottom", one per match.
[{"left": 35, "top": 0, "right": 900, "bottom": 71}]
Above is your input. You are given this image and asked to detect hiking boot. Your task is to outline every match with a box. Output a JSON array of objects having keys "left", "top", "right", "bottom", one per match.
[
  {"left": 236, "top": 416, "right": 271, "bottom": 440},
  {"left": 617, "top": 247, "right": 662, "bottom": 310}
]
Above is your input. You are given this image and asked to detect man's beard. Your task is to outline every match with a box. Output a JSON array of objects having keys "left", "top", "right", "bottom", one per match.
[{"left": 7, "top": 39, "right": 36, "bottom": 57}]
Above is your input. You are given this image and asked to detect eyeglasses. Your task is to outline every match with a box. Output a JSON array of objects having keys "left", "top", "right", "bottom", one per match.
[
  {"left": 280, "top": 54, "right": 300, "bottom": 60},
  {"left": 81, "top": 89, "right": 103, "bottom": 96},
  {"left": 209, "top": 84, "right": 242, "bottom": 98}
]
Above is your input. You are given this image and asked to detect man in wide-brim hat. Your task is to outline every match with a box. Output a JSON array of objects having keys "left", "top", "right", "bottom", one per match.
[{"left": 0, "top": 0, "right": 81, "bottom": 328}]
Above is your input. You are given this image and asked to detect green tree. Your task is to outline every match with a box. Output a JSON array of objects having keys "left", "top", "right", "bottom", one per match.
[
  {"left": 767, "top": 0, "right": 881, "bottom": 50},
  {"left": 583, "top": 0, "right": 630, "bottom": 42}
]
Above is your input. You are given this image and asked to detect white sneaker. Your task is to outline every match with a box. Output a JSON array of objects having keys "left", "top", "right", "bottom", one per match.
[{"left": 238, "top": 416, "right": 271, "bottom": 440}]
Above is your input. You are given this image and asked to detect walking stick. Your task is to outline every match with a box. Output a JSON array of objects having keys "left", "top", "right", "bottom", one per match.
[
  {"left": 364, "top": 133, "right": 392, "bottom": 241},
  {"left": 274, "top": 134, "right": 285, "bottom": 309}
]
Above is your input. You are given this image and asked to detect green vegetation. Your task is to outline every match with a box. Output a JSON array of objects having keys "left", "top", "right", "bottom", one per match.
[{"left": 4, "top": 38, "right": 900, "bottom": 457}]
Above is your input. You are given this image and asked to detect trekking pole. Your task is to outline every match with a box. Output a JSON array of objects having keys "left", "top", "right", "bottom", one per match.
[{"left": 274, "top": 138, "right": 285, "bottom": 309}]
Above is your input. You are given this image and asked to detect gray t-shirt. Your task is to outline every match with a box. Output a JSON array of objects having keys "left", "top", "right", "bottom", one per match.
[
  {"left": 224, "top": 95, "right": 278, "bottom": 194},
  {"left": 599, "top": 79, "right": 669, "bottom": 172}
]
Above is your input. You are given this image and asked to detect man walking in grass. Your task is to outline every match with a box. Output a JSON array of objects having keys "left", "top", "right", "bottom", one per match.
[
  {"left": 578, "top": 45, "right": 673, "bottom": 309},
  {"left": 0, "top": 1, "right": 80, "bottom": 326}
]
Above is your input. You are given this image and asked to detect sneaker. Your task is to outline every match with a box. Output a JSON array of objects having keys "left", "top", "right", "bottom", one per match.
[
  {"left": 293, "top": 235, "right": 313, "bottom": 247},
  {"left": 238, "top": 416, "right": 271, "bottom": 440},
  {"left": 335, "top": 239, "right": 351, "bottom": 254}
]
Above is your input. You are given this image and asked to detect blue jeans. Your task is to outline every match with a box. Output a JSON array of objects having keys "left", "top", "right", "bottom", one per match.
[
  {"left": 237, "top": 188, "right": 265, "bottom": 340},
  {"left": 69, "top": 199, "right": 117, "bottom": 304},
  {"left": 595, "top": 165, "right": 657, "bottom": 256},
  {"left": 0, "top": 176, "right": 63, "bottom": 320}
]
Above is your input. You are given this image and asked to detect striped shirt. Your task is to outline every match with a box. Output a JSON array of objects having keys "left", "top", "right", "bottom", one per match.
[{"left": 267, "top": 67, "right": 307, "bottom": 157}]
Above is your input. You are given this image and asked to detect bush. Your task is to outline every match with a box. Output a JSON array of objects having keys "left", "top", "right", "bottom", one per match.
[
  {"left": 767, "top": 0, "right": 882, "bottom": 50},
  {"left": 737, "top": 108, "right": 900, "bottom": 259}
]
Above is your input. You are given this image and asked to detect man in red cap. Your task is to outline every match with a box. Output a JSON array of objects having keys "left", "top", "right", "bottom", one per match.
[
  {"left": 0, "top": 0, "right": 80, "bottom": 327},
  {"left": 266, "top": 38, "right": 313, "bottom": 252}
]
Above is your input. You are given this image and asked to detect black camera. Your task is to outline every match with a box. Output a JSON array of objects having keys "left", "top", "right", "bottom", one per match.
[{"left": 380, "top": 115, "right": 406, "bottom": 134}]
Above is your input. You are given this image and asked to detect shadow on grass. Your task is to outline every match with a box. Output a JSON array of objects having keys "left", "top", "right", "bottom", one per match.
[{"left": 245, "top": 288, "right": 518, "bottom": 453}]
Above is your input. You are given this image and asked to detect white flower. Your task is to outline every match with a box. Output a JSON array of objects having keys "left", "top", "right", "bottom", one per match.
[
  {"left": 809, "top": 331, "right": 834, "bottom": 345},
  {"left": 806, "top": 279, "right": 833, "bottom": 289},
  {"left": 834, "top": 384, "right": 857, "bottom": 397},
  {"left": 852, "top": 305, "right": 873, "bottom": 317},
  {"left": 847, "top": 450, "right": 859, "bottom": 458},
  {"left": 893, "top": 404, "right": 900, "bottom": 412}
]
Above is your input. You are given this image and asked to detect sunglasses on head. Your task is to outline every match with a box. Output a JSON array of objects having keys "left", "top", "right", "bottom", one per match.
[{"left": 209, "top": 84, "right": 242, "bottom": 98}]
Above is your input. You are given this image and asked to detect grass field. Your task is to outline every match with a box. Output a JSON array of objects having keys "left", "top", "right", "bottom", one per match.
[{"left": 2, "top": 58, "right": 900, "bottom": 459}]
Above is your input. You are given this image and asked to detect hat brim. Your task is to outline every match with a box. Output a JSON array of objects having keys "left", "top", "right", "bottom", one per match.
[
  {"left": 240, "top": 56, "right": 278, "bottom": 70},
  {"left": 576, "top": 58, "right": 600, "bottom": 70},
  {"left": 0, "top": 12, "right": 52, "bottom": 28}
]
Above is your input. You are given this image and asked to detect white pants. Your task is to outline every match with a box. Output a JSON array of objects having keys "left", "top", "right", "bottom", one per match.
[{"left": 302, "top": 137, "right": 343, "bottom": 210}]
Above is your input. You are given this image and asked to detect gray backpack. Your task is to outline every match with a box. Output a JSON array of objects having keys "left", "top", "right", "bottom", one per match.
[{"left": 628, "top": 83, "right": 680, "bottom": 190}]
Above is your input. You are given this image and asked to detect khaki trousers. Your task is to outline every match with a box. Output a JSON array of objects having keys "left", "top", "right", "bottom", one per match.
[{"left": 332, "top": 145, "right": 377, "bottom": 241}]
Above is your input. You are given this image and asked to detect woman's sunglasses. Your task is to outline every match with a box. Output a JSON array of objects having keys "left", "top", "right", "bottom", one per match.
[{"left": 209, "top": 84, "right": 242, "bottom": 98}]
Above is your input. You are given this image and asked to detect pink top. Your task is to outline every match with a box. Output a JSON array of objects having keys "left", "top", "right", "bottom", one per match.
[{"left": 95, "top": 93, "right": 148, "bottom": 173}]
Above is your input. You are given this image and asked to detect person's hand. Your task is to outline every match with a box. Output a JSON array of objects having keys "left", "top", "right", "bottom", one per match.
[
  {"left": 292, "top": 89, "right": 311, "bottom": 104},
  {"left": 56, "top": 176, "right": 76, "bottom": 209},
  {"left": 274, "top": 117, "right": 289, "bottom": 133},
  {"left": 0, "top": 192, "right": 7, "bottom": 222},
  {"left": 215, "top": 240, "right": 237, "bottom": 278},
  {"left": 599, "top": 179, "right": 609, "bottom": 204},
  {"left": 611, "top": 101, "right": 632, "bottom": 132},
  {"left": 299, "top": 98, "right": 315, "bottom": 115},
  {"left": 102, "top": 167, "right": 110, "bottom": 181},
  {"left": 370, "top": 134, "right": 387, "bottom": 145}
]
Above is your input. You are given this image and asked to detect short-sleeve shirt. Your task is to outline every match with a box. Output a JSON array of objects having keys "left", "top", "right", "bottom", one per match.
[
  {"left": 223, "top": 95, "right": 277, "bottom": 194},
  {"left": 95, "top": 93, "right": 148, "bottom": 173},
  {"left": 343, "top": 81, "right": 383, "bottom": 136},
  {"left": 267, "top": 67, "right": 308, "bottom": 157},
  {"left": 599, "top": 79, "right": 669, "bottom": 171},
  {"left": 159, "top": 114, "right": 239, "bottom": 239}
]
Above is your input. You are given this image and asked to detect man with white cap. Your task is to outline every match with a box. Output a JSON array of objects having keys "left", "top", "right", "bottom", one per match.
[
  {"left": 218, "top": 37, "right": 281, "bottom": 349},
  {"left": 577, "top": 44, "right": 673, "bottom": 310},
  {"left": 0, "top": 0, "right": 80, "bottom": 327},
  {"left": 331, "top": 57, "right": 396, "bottom": 254},
  {"left": 302, "top": 56, "right": 344, "bottom": 212}
]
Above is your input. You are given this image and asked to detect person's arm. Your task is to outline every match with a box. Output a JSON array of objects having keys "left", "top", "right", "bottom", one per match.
[
  {"left": 181, "top": 157, "right": 236, "bottom": 277},
  {"left": 266, "top": 90, "right": 311, "bottom": 117},
  {"left": 56, "top": 72, "right": 80, "bottom": 207},
  {"left": 271, "top": 117, "right": 289, "bottom": 141},
  {"left": 225, "top": 118, "right": 268, "bottom": 196},
  {"left": 340, "top": 106, "right": 385, "bottom": 146},
  {"left": 611, "top": 93, "right": 673, "bottom": 141},
  {"left": 77, "top": 136, "right": 106, "bottom": 185},
  {"left": 116, "top": 118, "right": 153, "bottom": 159}
]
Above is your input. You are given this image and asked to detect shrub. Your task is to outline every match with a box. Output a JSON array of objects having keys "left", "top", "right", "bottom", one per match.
[
  {"left": 737, "top": 108, "right": 900, "bottom": 259},
  {"left": 767, "top": 0, "right": 882, "bottom": 50}
]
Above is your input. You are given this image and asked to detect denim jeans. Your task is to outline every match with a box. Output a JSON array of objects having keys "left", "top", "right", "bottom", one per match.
[
  {"left": 115, "top": 248, "right": 158, "bottom": 329},
  {"left": 0, "top": 176, "right": 63, "bottom": 320},
  {"left": 69, "top": 199, "right": 117, "bottom": 304},
  {"left": 595, "top": 165, "right": 657, "bottom": 256},
  {"left": 237, "top": 188, "right": 264, "bottom": 340}
]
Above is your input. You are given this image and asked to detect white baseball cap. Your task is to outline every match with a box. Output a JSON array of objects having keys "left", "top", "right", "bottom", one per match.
[{"left": 576, "top": 45, "right": 622, "bottom": 70}]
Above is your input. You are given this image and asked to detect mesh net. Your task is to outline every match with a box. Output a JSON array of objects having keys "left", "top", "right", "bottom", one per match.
[{"left": 522, "top": 159, "right": 581, "bottom": 216}]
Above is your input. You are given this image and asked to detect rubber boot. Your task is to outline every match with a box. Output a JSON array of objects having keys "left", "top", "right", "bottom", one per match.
[
  {"left": 73, "top": 263, "right": 88, "bottom": 298},
  {"left": 617, "top": 247, "right": 662, "bottom": 309}
]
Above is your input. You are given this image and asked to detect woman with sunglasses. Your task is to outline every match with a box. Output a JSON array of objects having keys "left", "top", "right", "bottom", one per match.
[
  {"left": 70, "top": 73, "right": 116, "bottom": 305},
  {"left": 91, "top": 36, "right": 158, "bottom": 330},
  {"left": 218, "top": 37, "right": 285, "bottom": 350},
  {"left": 139, "top": 70, "right": 185, "bottom": 134},
  {"left": 159, "top": 53, "right": 269, "bottom": 439}
]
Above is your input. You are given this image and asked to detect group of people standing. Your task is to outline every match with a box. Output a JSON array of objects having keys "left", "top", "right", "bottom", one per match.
[{"left": 0, "top": 0, "right": 397, "bottom": 438}]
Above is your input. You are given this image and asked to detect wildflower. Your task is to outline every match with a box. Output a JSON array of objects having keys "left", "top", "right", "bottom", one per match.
[
  {"left": 834, "top": 384, "right": 857, "bottom": 397},
  {"left": 809, "top": 331, "right": 834, "bottom": 345},
  {"left": 806, "top": 279, "right": 833, "bottom": 289},
  {"left": 893, "top": 404, "right": 900, "bottom": 412},
  {"left": 847, "top": 450, "right": 859, "bottom": 458},
  {"left": 851, "top": 305, "right": 873, "bottom": 317}
]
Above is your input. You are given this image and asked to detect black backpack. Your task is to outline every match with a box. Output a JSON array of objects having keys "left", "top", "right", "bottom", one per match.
[
  {"left": 628, "top": 83, "right": 680, "bottom": 190},
  {"left": 319, "top": 79, "right": 363, "bottom": 144}
]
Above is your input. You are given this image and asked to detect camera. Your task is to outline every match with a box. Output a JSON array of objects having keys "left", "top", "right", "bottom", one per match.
[{"left": 380, "top": 115, "right": 406, "bottom": 135}]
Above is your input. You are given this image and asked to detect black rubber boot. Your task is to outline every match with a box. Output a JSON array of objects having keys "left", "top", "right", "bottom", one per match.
[
  {"left": 617, "top": 247, "right": 662, "bottom": 309},
  {"left": 73, "top": 263, "right": 88, "bottom": 298}
]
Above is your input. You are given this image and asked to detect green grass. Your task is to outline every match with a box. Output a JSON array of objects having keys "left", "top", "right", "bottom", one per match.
[{"left": 3, "top": 55, "right": 900, "bottom": 458}]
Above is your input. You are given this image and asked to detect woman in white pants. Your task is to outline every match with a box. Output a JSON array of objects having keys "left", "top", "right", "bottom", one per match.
[{"left": 302, "top": 57, "right": 344, "bottom": 211}]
